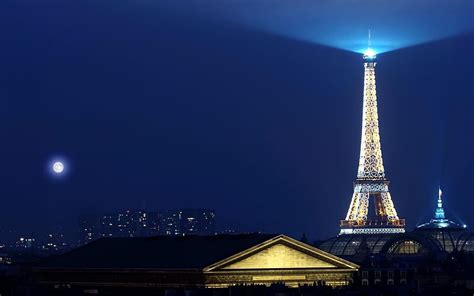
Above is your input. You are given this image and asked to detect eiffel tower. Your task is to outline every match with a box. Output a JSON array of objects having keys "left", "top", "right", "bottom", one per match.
[{"left": 340, "top": 44, "right": 405, "bottom": 235}]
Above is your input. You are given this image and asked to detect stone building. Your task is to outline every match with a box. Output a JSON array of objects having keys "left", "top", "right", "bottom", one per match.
[{"left": 33, "top": 234, "right": 358, "bottom": 294}]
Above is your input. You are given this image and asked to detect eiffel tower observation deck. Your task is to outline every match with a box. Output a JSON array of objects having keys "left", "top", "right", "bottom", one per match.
[{"left": 340, "top": 47, "right": 405, "bottom": 235}]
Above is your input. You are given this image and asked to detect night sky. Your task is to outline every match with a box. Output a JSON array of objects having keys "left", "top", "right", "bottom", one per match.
[{"left": 0, "top": 0, "right": 473, "bottom": 240}]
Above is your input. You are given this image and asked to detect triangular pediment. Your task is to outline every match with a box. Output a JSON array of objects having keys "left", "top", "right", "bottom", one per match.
[
  {"left": 204, "top": 235, "right": 358, "bottom": 271},
  {"left": 221, "top": 243, "right": 336, "bottom": 269}
]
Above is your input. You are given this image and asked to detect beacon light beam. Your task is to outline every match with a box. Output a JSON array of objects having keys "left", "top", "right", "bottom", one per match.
[
  {"left": 175, "top": 0, "right": 474, "bottom": 54},
  {"left": 363, "top": 31, "right": 377, "bottom": 59}
]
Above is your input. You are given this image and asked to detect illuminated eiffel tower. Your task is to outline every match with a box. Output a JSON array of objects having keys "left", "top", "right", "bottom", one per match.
[{"left": 340, "top": 42, "right": 405, "bottom": 235}]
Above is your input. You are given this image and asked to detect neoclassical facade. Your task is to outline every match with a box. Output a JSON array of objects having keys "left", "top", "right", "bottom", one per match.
[{"left": 34, "top": 234, "right": 358, "bottom": 291}]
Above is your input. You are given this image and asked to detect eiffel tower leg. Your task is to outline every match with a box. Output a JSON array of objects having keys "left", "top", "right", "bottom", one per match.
[
  {"left": 345, "top": 192, "right": 360, "bottom": 221},
  {"left": 356, "top": 193, "right": 370, "bottom": 222},
  {"left": 380, "top": 192, "right": 399, "bottom": 221}
]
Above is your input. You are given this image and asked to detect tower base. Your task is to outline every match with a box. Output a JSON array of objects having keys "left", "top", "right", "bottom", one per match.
[
  {"left": 340, "top": 218, "right": 405, "bottom": 235},
  {"left": 339, "top": 227, "right": 405, "bottom": 235}
]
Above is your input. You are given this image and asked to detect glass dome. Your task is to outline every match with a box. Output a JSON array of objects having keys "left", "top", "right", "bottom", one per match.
[
  {"left": 320, "top": 188, "right": 474, "bottom": 256},
  {"left": 318, "top": 234, "right": 401, "bottom": 256},
  {"left": 319, "top": 229, "right": 474, "bottom": 257},
  {"left": 413, "top": 188, "right": 473, "bottom": 252},
  {"left": 414, "top": 228, "right": 474, "bottom": 252}
]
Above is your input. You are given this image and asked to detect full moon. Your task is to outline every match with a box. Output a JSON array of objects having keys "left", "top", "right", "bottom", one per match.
[{"left": 52, "top": 161, "right": 65, "bottom": 174}]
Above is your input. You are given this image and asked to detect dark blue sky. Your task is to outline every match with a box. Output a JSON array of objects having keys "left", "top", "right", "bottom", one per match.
[{"left": 0, "top": 0, "right": 473, "bottom": 240}]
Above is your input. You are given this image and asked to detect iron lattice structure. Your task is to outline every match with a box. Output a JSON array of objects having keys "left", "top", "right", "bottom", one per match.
[{"left": 340, "top": 52, "right": 405, "bottom": 235}]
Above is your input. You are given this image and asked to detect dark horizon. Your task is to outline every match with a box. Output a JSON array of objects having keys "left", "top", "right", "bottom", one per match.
[{"left": 0, "top": 1, "right": 473, "bottom": 242}]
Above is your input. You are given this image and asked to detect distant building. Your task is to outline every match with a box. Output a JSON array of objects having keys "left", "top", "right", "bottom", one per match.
[
  {"left": 15, "top": 237, "right": 35, "bottom": 250},
  {"left": 146, "top": 212, "right": 162, "bottom": 236},
  {"left": 79, "top": 209, "right": 216, "bottom": 245},
  {"left": 160, "top": 210, "right": 180, "bottom": 236},
  {"left": 79, "top": 210, "right": 158, "bottom": 244},
  {"left": 161, "top": 209, "right": 216, "bottom": 236},
  {"left": 79, "top": 214, "right": 99, "bottom": 245},
  {"left": 114, "top": 210, "right": 148, "bottom": 237},
  {"left": 40, "top": 232, "right": 69, "bottom": 253}
]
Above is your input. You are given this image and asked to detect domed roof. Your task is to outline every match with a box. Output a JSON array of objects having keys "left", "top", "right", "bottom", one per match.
[
  {"left": 320, "top": 188, "right": 474, "bottom": 256},
  {"left": 416, "top": 188, "right": 465, "bottom": 230},
  {"left": 410, "top": 188, "right": 474, "bottom": 252},
  {"left": 414, "top": 227, "right": 474, "bottom": 252},
  {"left": 318, "top": 234, "right": 421, "bottom": 256},
  {"left": 319, "top": 228, "right": 474, "bottom": 256}
]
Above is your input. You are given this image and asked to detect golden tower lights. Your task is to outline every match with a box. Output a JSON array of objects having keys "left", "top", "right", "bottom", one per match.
[{"left": 340, "top": 48, "right": 405, "bottom": 235}]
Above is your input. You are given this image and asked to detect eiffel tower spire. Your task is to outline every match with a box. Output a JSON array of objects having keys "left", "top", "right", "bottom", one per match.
[{"left": 340, "top": 46, "right": 405, "bottom": 235}]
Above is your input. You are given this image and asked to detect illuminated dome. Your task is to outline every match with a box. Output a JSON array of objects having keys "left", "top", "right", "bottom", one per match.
[
  {"left": 414, "top": 188, "right": 473, "bottom": 252},
  {"left": 416, "top": 188, "right": 465, "bottom": 230}
]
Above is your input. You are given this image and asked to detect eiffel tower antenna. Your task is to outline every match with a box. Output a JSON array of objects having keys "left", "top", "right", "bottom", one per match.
[
  {"left": 363, "top": 32, "right": 376, "bottom": 60},
  {"left": 340, "top": 42, "right": 405, "bottom": 235},
  {"left": 368, "top": 29, "right": 371, "bottom": 47},
  {"left": 368, "top": 29, "right": 372, "bottom": 48}
]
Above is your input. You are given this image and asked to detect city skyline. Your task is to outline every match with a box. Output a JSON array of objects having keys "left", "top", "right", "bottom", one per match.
[
  {"left": 0, "top": 1, "right": 472, "bottom": 294},
  {"left": 0, "top": 0, "right": 472, "bottom": 241},
  {"left": 0, "top": 208, "right": 221, "bottom": 245}
]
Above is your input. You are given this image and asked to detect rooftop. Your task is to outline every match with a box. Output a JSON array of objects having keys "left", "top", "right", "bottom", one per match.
[{"left": 37, "top": 233, "right": 276, "bottom": 269}]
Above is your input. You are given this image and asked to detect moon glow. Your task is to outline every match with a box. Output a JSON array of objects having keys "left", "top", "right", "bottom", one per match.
[{"left": 52, "top": 161, "right": 65, "bottom": 174}]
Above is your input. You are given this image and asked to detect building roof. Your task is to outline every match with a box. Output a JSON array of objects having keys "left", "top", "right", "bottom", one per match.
[
  {"left": 318, "top": 234, "right": 406, "bottom": 256},
  {"left": 414, "top": 228, "right": 474, "bottom": 252},
  {"left": 319, "top": 228, "right": 474, "bottom": 257},
  {"left": 204, "top": 234, "right": 359, "bottom": 271},
  {"left": 38, "top": 234, "right": 276, "bottom": 269}
]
